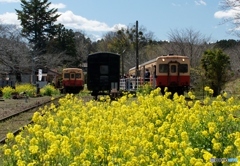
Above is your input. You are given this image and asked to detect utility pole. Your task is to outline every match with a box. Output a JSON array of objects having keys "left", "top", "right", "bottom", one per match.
[
  {"left": 122, "top": 49, "right": 126, "bottom": 77},
  {"left": 135, "top": 20, "right": 139, "bottom": 78},
  {"left": 31, "top": 53, "right": 34, "bottom": 84}
]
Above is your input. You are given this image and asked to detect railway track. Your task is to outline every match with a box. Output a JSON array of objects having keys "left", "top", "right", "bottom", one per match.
[{"left": 0, "top": 95, "right": 65, "bottom": 144}]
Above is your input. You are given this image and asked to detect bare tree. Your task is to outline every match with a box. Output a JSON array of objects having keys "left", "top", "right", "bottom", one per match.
[
  {"left": 99, "top": 24, "right": 157, "bottom": 75},
  {"left": 219, "top": 0, "right": 240, "bottom": 37},
  {"left": 166, "top": 28, "right": 211, "bottom": 67},
  {"left": 74, "top": 31, "right": 92, "bottom": 63},
  {"left": 220, "top": 43, "right": 240, "bottom": 78},
  {"left": 0, "top": 24, "right": 30, "bottom": 81}
]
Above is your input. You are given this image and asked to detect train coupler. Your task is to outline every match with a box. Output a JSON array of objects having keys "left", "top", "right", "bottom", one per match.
[{"left": 110, "top": 89, "right": 120, "bottom": 99}]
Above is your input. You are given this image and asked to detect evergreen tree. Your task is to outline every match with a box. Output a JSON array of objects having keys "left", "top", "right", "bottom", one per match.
[
  {"left": 47, "top": 23, "right": 76, "bottom": 56},
  {"left": 201, "top": 49, "right": 232, "bottom": 96},
  {"left": 16, "top": 0, "right": 60, "bottom": 52}
]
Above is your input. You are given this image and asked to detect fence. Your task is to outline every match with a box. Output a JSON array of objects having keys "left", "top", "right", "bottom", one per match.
[{"left": 119, "top": 77, "right": 156, "bottom": 91}]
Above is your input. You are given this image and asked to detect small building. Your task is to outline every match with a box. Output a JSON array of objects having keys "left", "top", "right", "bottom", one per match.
[
  {"left": 35, "top": 67, "right": 61, "bottom": 88},
  {"left": 0, "top": 67, "right": 61, "bottom": 88}
]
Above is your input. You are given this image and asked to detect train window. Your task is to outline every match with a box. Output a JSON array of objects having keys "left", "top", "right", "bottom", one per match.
[
  {"left": 71, "top": 73, "right": 75, "bottom": 79},
  {"left": 76, "top": 73, "right": 81, "bottom": 78},
  {"left": 64, "top": 73, "right": 70, "bottom": 78},
  {"left": 159, "top": 64, "right": 168, "bottom": 73},
  {"left": 171, "top": 65, "right": 176, "bottom": 73},
  {"left": 100, "top": 65, "right": 108, "bottom": 74},
  {"left": 179, "top": 64, "right": 188, "bottom": 73}
]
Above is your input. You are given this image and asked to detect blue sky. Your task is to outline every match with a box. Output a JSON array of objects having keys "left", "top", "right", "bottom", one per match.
[{"left": 0, "top": 0, "right": 239, "bottom": 42}]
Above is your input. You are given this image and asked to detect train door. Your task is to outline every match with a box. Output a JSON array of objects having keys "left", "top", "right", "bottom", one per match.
[
  {"left": 168, "top": 63, "right": 178, "bottom": 86},
  {"left": 70, "top": 72, "right": 74, "bottom": 80},
  {"left": 100, "top": 65, "right": 109, "bottom": 88}
]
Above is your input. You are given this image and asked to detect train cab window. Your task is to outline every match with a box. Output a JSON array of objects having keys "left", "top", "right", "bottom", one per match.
[
  {"left": 76, "top": 73, "right": 81, "bottom": 78},
  {"left": 171, "top": 65, "right": 176, "bottom": 73},
  {"left": 159, "top": 64, "right": 168, "bottom": 73},
  {"left": 100, "top": 65, "right": 108, "bottom": 74},
  {"left": 64, "top": 73, "right": 70, "bottom": 78},
  {"left": 71, "top": 73, "right": 75, "bottom": 79},
  {"left": 179, "top": 64, "right": 188, "bottom": 73}
]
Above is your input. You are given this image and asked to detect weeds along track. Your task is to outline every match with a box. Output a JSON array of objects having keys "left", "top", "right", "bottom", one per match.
[{"left": 0, "top": 95, "right": 65, "bottom": 144}]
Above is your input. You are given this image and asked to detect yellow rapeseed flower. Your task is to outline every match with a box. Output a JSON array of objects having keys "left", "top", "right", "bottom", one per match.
[
  {"left": 194, "top": 161, "right": 203, "bottom": 166},
  {"left": 213, "top": 142, "right": 221, "bottom": 151},
  {"left": 17, "top": 160, "right": 26, "bottom": 166},
  {"left": 14, "top": 150, "right": 21, "bottom": 159},
  {"left": 32, "top": 112, "right": 41, "bottom": 123},
  {"left": 4, "top": 148, "right": 11, "bottom": 155},
  {"left": 218, "top": 116, "right": 224, "bottom": 122},
  {"left": 167, "top": 161, "right": 174, "bottom": 166},
  {"left": 204, "top": 86, "right": 210, "bottom": 91},
  {"left": 214, "top": 132, "right": 221, "bottom": 139},
  {"left": 234, "top": 138, "right": 240, "bottom": 150},
  {"left": 30, "top": 137, "right": 38, "bottom": 145},
  {"left": 170, "top": 141, "right": 178, "bottom": 150},
  {"left": 181, "top": 131, "right": 189, "bottom": 141},
  {"left": 202, "top": 150, "right": 213, "bottom": 161},
  {"left": 185, "top": 147, "right": 194, "bottom": 156},
  {"left": 190, "top": 158, "right": 197, "bottom": 165},
  {"left": 188, "top": 101, "right": 193, "bottom": 107},
  {"left": 29, "top": 145, "right": 39, "bottom": 154},
  {"left": 201, "top": 130, "right": 208, "bottom": 137},
  {"left": 6, "top": 132, "right": 14, "bottom": 140},
  {"left": 180, "top": 141, "right": 187, "bottom": 148},
  {"left": 151, "top": 152, "right": 158, "bottom": 160},
  {"left": 2, "top": 88, "right": 240, "bottom": 165},
  {"left": 209, "top": 89, "right": 214, "bottom": 94},
  {"left": 15, "top": 134, "right": 22, "bottom": 143},
  {"left": 223, "top": 145, "right": 233, "bottom": 155}
]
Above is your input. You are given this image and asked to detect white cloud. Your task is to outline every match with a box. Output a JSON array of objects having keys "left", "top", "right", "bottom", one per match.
[
  {"left": 0, "top": 10, "right": 127, "bottom": 40},
  {"left": 50, "top": 3, "right": 66, "bottom": 9},
  {"left": 195, "top": 0, "right": 206, "bottom": 6},
  {"left": 0, "top": 0, "right": 19, "bottom": 2},
  {"left": 214, "top": 6, "right": 240, "bottom": 19},
  {"left": 88, "top": 33, "right": 103, "bottom": 41},
  {"left": 214, "top": 5, "right": 240, "bottom": 32},
  {"left": 58, "top": 10, "right": 126, "bottom": 32},
  {"left": 58, "top": 11, "right": 111, "bottom": 31},
  {"left": 0, "top": 12, "right": 19, "bottom": 25}
]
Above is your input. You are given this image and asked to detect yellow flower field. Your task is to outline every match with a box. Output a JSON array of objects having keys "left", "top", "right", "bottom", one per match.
[{"left": 1, "top": 88, "right": 240, "bottom": 165}]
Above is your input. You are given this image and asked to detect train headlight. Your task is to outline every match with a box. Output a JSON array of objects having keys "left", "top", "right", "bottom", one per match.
[
  {"left": 182, "top": 59, "right": 185, "bottom": 61},
  {"left": 162, "top": 59, "right": 165, "bottom": 61}
]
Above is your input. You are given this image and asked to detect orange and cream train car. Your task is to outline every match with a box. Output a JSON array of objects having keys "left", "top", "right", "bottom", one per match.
[
  {"left": 129, "top": 54, "right": 190, "bottom": 95},
  {"left": 129, "top": 57, "right": 157, "bottom": 85},
  {"left": 62, "top": 68, "right": 84, "bottom": 93}
]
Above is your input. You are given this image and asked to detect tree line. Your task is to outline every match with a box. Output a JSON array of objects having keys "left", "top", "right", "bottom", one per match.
[{"left": 0, "top": 0, "right": 239, "bottom": 96}]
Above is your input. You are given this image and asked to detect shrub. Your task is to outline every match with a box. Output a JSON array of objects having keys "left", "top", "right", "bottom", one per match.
[
  {"left": 15, "top": 83, "right": 36, "bottom": 97},
  {"left": 137, "top": 83, "right": 154, "bottom": 95},
  {"left": 2, "top": 86, "right": 15, "bottom": 99},
  {"left": 40, "top": 84, "right": 60, "bottom": 96},
  {"left": 78, "top": 84, "right": 90, "bottom": 97}
]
